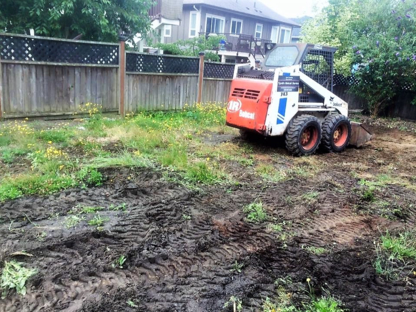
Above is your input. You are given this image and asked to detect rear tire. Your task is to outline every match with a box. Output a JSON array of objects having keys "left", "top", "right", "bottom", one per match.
[
  {"left": 239, "top": 129, "right": 251, "bottom": 140},
  {"left": 321, "top": 114, "right": 351, "bottom": 153},
  {"left": 285, "top": 115, "right": 321, "bottom": 156}
]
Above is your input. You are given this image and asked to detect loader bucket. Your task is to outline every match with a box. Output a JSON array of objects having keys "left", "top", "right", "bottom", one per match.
[{"left": 349, "top": 122, "right": 372, "bottom": 147}]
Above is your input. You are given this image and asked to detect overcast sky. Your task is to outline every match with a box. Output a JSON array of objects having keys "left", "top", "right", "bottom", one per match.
[{"left": 259, "top": 0, "right": 329, "bottom": 18}]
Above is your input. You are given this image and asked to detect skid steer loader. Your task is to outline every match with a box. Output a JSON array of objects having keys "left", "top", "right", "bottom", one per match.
[{"left": 226, "top": 43, "right": 372, "bottom": 156}]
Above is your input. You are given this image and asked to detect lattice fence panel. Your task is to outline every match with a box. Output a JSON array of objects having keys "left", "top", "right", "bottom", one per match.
[
  {"left": 204, "top": 62, "right": 235, "bottom": 79},
  {"left": 0, "top": 35, "right": 119, "bottom": 64},
  {"left": 333, "top": 74, "right": 415, "bottom": 91},
  {"left": 126, "top": 53, "right": 199, "bottom": 74},
  {"left": 301, "top": 48, "right": 335, "bottom": 91},
  {"left": 333, "top": 75, "right": 359, "bottom": 86}
]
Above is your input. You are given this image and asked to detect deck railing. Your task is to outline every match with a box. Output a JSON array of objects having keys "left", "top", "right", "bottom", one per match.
[{"left": 199, "top": 32, "right": 272, "bottom": 57}]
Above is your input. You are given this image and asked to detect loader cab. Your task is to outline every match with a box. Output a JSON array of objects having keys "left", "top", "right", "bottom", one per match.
[{"left": 261, "top": 43, "right": 337, "bottom": 92}]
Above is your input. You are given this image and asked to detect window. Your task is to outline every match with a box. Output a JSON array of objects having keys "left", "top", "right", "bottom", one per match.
[
  {"left": 206, "top": 14, "right": 225, "bottom": 34},
  {"left": 265, "top": 46, "right": 299, "bottom": 67},
  {"left": 255, "top": 23, "right": 263, "bottom": 39},
  {"left": 271, "top": 26, "right": 279, "bottom": 43},
  {"left": 164, "top": 25, "right": 172, "bottom": 38},
  {"left": 279, "top": 27, "right": 291, "bottom": 43},
  {"left": 230, "top": 18, "right": 243, "bottom": 36},
  {"left": 189, "top": 11, "right": 198, "bottom": 38}
]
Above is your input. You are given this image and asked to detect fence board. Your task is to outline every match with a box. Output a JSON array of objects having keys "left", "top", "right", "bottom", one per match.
[
  {"left": 125, "top": 74, "right": 199, "bottom": 112},
  {"left": 1, "top": 63, "right": 118, "bottom": 117},
  {"left": 202, "top": 79, "right": 232, "bottom": 104},
  {"left": 333, "top": 86, "right": 367, "bottom": 110},
  {"left": 124, "top": 74, "right": 232, "bottom": 113}
]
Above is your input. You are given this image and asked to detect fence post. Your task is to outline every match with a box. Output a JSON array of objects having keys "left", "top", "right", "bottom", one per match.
[
  {"left": 118, "top": 36, "right": 127, "bottom": 117},
  {"left": 197, "top": 52, "right": 205, "bottom": 104}
]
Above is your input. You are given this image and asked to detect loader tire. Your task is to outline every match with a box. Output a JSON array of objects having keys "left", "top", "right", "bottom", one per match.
[
  {"left": 239, "top": 129, "right": 261, "bottom": 142},
  {"left": 321, "top": 114, "right": 351, "bottom": 153},
  {"left": 285, "top": 115, "right": 321, "bottom": 156}
]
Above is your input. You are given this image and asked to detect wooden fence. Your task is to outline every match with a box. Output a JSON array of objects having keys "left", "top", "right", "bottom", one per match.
[
  {"left": 333, "top": 75, "right": 416, "bottom": 119},
  {"left": 1, "top": 63, "right": 119, "bottom": 117},
  {"left": 0, "top": 33, "right": 234, "bottom": 118},
  {"left": 1, "top": 33, "right": 415, "bottom": 120},
  {"left": 125, "top": 74, "right": 199, "bottom": 112}
]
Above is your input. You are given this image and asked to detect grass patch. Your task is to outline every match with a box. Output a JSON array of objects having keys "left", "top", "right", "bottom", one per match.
[
  {"left": 255, "top": 164, "right": 287, "bottom": 182},
  {"left": 35, "top": 129, "right": 74, "bottom": 145},
  {"left": 1, "top": 147, "right": 29, "bottom": 164},
  {"left": 302, "top": 191, "right": 319, "bottom": 204},
  {"left": 88, "top": 215, "right": 109, "bottom": 229},
  {"left": 1, "top": 261, "right": 37, "bottom": 298},
  {"left": 243, "top": 201, "right": 267, "bottom": 223},
  {"left": 374, "top": 230, "right": 416, "bottom": 279},
  {"left": 304, "top": 246, "right": 328, "bottom": 255},
  {"left": 262, "top": 279, "right": 345, "bottom": 312},
  {"left": 0, "top": 167, "right": 103, "bottom": 202},
  {"left": 380, "top": 231, "right": 416, "bottom": 261},
  {"left": 2, "top": 150, "right": 15, "bottom": 164},
  {"left": 359, "top": 174, "right": 392, "bottom": 189},
  {"left": 185, "top": 162, "right": 223, "bottom": 184},
  {"left": 230, "top": 261, "right": 244, "bottom": 273},
  {"left": 268, "top": 223, "right": 283, "bottom": 232},
  {"left": 113, "top": 255, "right": 127, "bottom": 269},
  {"left": 109, "top": 203, "right": 127, "bottom": 211},
  {"left": 361, "top": 188, "right": 375, "bottom": 202},
  {"left": 158, "top": 145, "right": 188, "bottom": 168},
  {"left": 64, "top": 215, "right": 84, "bottom": 228},
  {"left": 0, "top": 135, "right": 12, "bottom": 147},
  {"left": 0, "top": 102, "right": 230, "bottom": 198},
  {"left": 308, "top": 297, "right": 345, "bottom": 312},
  {"left": 77, "top": 168, "right": 103, "bottom": 187}
]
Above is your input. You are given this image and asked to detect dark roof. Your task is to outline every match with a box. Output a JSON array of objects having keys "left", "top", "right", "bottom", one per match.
[{"left": 183, "top": 0, "right": 299, "bottom": 26}]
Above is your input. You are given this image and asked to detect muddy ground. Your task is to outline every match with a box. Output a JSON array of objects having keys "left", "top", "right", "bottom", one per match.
[{"left": 1, "top": 124, "right": 416, "bottom": 312}]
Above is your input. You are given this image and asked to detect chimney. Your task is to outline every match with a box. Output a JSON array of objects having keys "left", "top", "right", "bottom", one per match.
[{"left": 254, "top": 1, "right": 256, "bottom": 8}]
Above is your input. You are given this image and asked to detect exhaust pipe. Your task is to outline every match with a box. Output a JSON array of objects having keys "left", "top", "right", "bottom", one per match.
[{"left": 349, "top": 122, "right": 372, "bottom": 147}]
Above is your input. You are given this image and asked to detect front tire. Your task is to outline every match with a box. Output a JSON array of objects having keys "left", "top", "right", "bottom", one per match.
[
  {"left": 285, "top": 115, "right": 321, "bottom": 156},
  {"left": 321, "top": 114, "right": 351, "bottom": 152}
]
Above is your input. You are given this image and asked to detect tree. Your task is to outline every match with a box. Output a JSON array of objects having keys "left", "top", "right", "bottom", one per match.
[
  {"left": 0, "top": 0, "right": 153, "bottom": 42},
  {"left": 301, "top": 0, "right": 416, "bottom": 116},
  {"left": 156, "top": 36, "right": 226, "bottom": 62},
  {"left": 301, "top": 0, "right": 362, "bottom": 76}
]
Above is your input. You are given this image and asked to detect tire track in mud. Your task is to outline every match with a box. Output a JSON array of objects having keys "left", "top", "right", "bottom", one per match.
[
  {"left": 1, "top": 171, "right": 416, "bottom": 312},
  {"left": 0, "top": 213, "right": 278, "bottom": 312},
  {"left": 0, "top": 176, "right": 278, "bottom": 312}
]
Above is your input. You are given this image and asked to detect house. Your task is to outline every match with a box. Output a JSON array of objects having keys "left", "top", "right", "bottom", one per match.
[
  {"left": 290, "top": 17, "right": 312, "bottom": 43},
  {"left": 158, "top": 0, "right": 299, "bottom": 62},
  {"left": 291, "top": 27, "right": 301, "bottom": 43},
  {"left": 140, "top": 0, "right": 183, "bottom": 47}
]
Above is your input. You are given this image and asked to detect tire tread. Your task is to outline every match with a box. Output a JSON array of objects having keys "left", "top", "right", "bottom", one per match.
[
  {"left": 321, "top": 114, "right": 351, "bottom": 153},
  {"left": 285, "top": 115, "right": 321, "bottom": 156}
]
